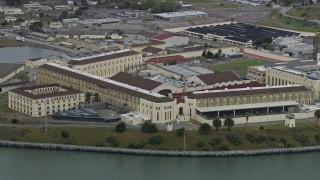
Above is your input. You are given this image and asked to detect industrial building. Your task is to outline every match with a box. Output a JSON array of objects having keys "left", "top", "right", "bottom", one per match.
[
  {"left": 153, "top": 11, "right": 208, "bottom": 21},
  {"left": 183, "top": 23, "right": 299, "bottom": 47}
]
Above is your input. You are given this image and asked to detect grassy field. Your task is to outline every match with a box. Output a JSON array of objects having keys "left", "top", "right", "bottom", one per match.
[
  {"left": 212, "top": 59, "right": 270, "bottom": 75},
  {"left": 0, "top": 38, "right": 26, "bottom": 47},
  {"left": 287, "top": 4, "right": 320, "bottom": 20},
  {"left": 1, "top": 121, "right": 320, "bottom": 151},
  {"left": 257, "top": 10, "right": 320, "bottom": 32}
]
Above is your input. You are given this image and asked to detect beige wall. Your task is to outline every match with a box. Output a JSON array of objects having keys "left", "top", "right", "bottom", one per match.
[
  {"left": 0, "top": 66, "right": 25, "bottom": 83},
  {"left": 266, "top": 68, "right": 320, "bottom": 100},
  {"left": 8, "top": 91, "right": 85, "bottom": 117},
  {"left": 247, "top": 67, "right": 266, "bottom": 84},
  {"left": 71, "top": 53, "right": 143, "bottom": 77}
]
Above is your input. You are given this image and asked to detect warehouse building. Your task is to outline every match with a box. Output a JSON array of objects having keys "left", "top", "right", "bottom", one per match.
[
  {"left": 183, "top": 23, "right": 299, "bottom": 47},
  {"left": 153, "top": 11, "right": 208, "bottom": 21}
]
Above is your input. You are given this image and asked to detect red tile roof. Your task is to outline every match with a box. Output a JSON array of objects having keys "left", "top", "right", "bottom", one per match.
[
  {"left": 9, "top": 84, "right": 83, "bottom": 99},
  {"left": 152, "top": 34, "right": 176, "bottom": 40},
  {"left": 141, "top": 46, "right": 164, "bottom": 54},
  {"left": 110, "top": 72, "right": 162, "bottom": 91},
  {"left": 197, "top": 71, "right": 242, "bottom": 85}
]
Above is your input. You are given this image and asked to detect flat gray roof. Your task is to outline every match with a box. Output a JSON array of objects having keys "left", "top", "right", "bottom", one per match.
[
  {"left": 196, "top": 101, "right": 299, "bottom": 112},
  {"left": 0, "top": 63, "right": 24, "bottom": 78},
  {"left": 153, "top": 11, "right": 207, "bottom": 18},
  {"left": 161, "top": 65, "right": 200, "bottom": 77}
]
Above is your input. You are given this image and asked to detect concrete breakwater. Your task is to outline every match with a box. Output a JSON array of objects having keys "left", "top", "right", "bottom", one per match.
[{"left": 1, "top": 140, "right": 320, "bottom": 157}]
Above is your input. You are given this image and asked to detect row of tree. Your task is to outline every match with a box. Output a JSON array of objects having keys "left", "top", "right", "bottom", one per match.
[{"left": 201, "top": 49, "right": 222, "bottom": 59}]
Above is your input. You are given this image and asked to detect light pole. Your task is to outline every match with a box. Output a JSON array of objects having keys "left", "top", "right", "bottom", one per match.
[
  {"left": 183, "top": 130, "right": 186, "bottom": 151},
  {"left": 44, "top": 92, "right": 48, "bottom": 131}
]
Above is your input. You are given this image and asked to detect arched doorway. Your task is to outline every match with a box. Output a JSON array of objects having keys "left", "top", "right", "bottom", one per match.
[{"left": 179, "top": 107, "right": 183, "bottom": 115}]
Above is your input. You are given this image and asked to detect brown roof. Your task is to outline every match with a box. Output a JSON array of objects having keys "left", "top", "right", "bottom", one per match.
[
  {"left": 9, "top": 84, "right": 83, "bottom": 100},
  {"left": 197, "top": 71, "right": 242, "bottom": 85},
  {"left": 187, "top": 85, "right": 311, "bottom": 99},
  {"left": 141, "top": 46, "right": 164, "bottom": 54},
  {"left": 68, "top": 51, "right": 140, "bottom": 66},
  {"left": 136, "top": 31, "right": 158, "bottom": 38},
  {"left": 131, "top": 40, "right": 165, "bottom": 47},
  {"left": 110, "top": 72, "right": 162, "bottom": 91},
  {"left": 39, "top": 64, "right": 172, "bottom": 103}
]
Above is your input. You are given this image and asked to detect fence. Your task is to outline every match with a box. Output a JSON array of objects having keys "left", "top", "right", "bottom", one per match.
[{"left": 0, "top": 140, "right": 320, "bottom": 157}]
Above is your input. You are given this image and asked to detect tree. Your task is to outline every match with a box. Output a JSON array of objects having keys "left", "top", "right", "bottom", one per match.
[
  {"left": 39, "top": 13, "right": 44, "bottom": 19},
  {"left": 198, "top": 123, "right": 211, "bottom": 135},
  {"left": 29, "top": 22, "right": 43, "bottom": 33},
  {"left": 212, "top": 118, "right": 222, "bottom": 131},
  {"left": 5, "top": 0, "right": 22, "bottom": 6},
  {"left": 177, "top": 127, "right": 185, "bottom": 137},
  {"left": 94, "top": 93, "right": 99, "bottom": 102},
  {"left": 313, "top": 33, "right": 320, "bottom": 59},
  {"left": 202, "top": 50, "right": 207, "bottom": 57},
  {"left": 217, "top": 49, "right": 222, "bottom": 59},
  {"left": 314, "top": 109, "right": 320, "bottom": 127},
  {"left": 243, "top": 112, "right": 251, "bottom": 130},
  {"left": 224, "top": 117, "right": 234, "bottom": 131},
  {"left": 115, "top": 122, "right": 126, "bottom": 133},
  {"left": 85, "top": 92, "right": 91, "bottom": 103},
  {"left": 141, "top": 121, "right": 158, "bottom": 133},
  {"left": 206, "top": 51, "right": 214, "bottom": 59},
  {"left": 283, "top": 0, "right": 293, "bottom": 5},
  {"left": 59, "top": 11, "right": 68, "bottom": 20}
]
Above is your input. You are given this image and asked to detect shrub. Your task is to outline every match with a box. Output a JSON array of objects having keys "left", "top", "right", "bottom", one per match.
[
  {"left": 128, "top": 142, "right": 145, "bottom": 149},
  {"left": 198, "top": 123, "right": 211, "bottom": 135},
  {"left": 141, "top": 121, "right": 158, "bottom": 133},
  {"left": 148, "top": 134, "right": 163, "bottom": 145},
  {"left": 106, "top": 136, "right": 119, "bottom": 147},
  {"left": 115, "top": 122, "right": 126, "bottom": 133},
  {"left": 60, "top": 130, "right": 70, "bottom": 138},
  {"left": 217, "top": 144, "right": 229, "bottom": 151},
  {"left": 246, "top": 133, "right": 256, "bottom": 143},
  {"left": 279, "top": 137, "right": 287, "bottom": 145},
  {"left": 259, "top": 125, "right": 264, "bottom": 130},
  {"left": 226, "top": 134, "right": 242, "bottom": 146},
  {"left": 267, "top": 136, "right": 276, "bottom": 142},
  {"left": 293, "top": 134, "right": 309, "bottom": 146},
  {"left": 315, "top": 134, "right": 320, "bottom": 144},
  {"left": 94, "top": 143, "right": 105, "bottom": 147},
  {"left": 197, "top": 142, "right": 205, "bottom": 148},
  {"left": 209, "top": 138, "right": 221, "bottom": 147},
  {"left": 255, "top": 135, "right": 266, "bottom": 144},
  {"left": 11, "top": 119, "right": 18, "bottom": 124},
  {"left": 176, "top": 127, "right": 185, "bottom": 137}
]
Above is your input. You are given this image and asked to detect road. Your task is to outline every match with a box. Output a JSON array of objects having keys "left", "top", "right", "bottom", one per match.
[
  {"left": 1, "top": 117, "right": 317, "bottom": 131},
  {"left": 280, "top": 6, "right": 320, "bottom": 25},
  {"left": 0, "top": 29, "right": 78, "bottom": 54}
]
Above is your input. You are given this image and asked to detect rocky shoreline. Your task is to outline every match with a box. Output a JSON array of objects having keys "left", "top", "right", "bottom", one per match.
[{"left": 1, "top": 140, "right": 319, "bottom": 157}]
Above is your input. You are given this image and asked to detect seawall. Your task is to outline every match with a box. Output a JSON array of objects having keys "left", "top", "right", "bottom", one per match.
[{"left": 0, "top": 140, "right": 320, "bottom": 157}]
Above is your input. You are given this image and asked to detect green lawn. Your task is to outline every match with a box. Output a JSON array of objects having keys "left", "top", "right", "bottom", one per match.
[
  {"left": 287, "top": 4, "right": 320, "bottom": 20},
  {"left": 212, "top": 59, "right": 270, "bottom": 75},
  {"left": 0, "top": 38, "right": 26, "bottom": 47},
  {"left": 0, "top": 121, "right": 320, "bottom": 151},
  {"left": 257, "top": 10, "right": 320, "bottom": 32}
]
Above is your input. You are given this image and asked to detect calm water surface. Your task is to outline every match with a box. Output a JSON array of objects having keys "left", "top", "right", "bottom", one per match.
[
  {"left": 0, "top": 46, "right": 64, "bottom": 63},
  {"left": 0, "top": 147, "right": 319, "bottom": 180}
]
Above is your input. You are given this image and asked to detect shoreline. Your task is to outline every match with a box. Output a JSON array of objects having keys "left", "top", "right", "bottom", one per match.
[{"left": 1, "top": 140, "right": 319, "bottom": 157}]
